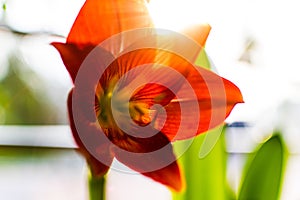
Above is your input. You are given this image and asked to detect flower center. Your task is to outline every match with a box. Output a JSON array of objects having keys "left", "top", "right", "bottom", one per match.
[
  {"left": 98, "top": 90, "right": 113, "bottom": 128},
  {"left": 96, "top": 78, "right": 153, "bottom": 134},
  {"left": 129, "top": 102, "right": 152, "bottom": 126},
  {"left": 97, "top": 77, "right": 118, "bottom": 129}
]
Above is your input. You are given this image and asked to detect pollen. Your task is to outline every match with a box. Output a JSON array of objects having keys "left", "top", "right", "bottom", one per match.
[{"left": 107, "top": 92, "right": 112, "bottom": 98}]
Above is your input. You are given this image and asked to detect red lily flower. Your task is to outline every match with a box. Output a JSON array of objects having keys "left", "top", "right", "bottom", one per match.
[{"left": 52, "top": 0, "right": 243, "bottom": 192}]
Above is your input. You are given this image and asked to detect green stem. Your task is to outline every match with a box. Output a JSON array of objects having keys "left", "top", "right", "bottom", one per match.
[{"left": 89, "top": 174, "right": 106, "bottom": 200}]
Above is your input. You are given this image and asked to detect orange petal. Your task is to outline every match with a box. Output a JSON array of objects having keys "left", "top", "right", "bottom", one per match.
[
  {"left": 181, "top": 23, "right": 211, "bottom": 47},
  {"left": 155, "top": 66, "right": 243, "bottom": 141},
  {"left": 121, "top": 32, "right": 204, "bottom": 68},
  {"left": 112, "top": 130, "right": 183, "bottom": 191},
  {"left": 97, "top": 47, "right": 187, "bottom": 111},
  {"left": 130, "top": 83, "right": 176, "bottom": 107},
  {"left": 67, "top": 0, "right": 153, "bottom": 46},
  {"left": 109, "top": 32, "right": 204, "bottom": 81},
  {"left": 112, "top": 46, "right": 196, "bottom": 106},
  {"left": 52, "top": 42, "right": 116, "bottom": 83},
  {"left": 143, "top": 160, "right": 183, "bottom": 192},
  {"left": 68, "top": 89, "right": 114, "bottom": 176}
]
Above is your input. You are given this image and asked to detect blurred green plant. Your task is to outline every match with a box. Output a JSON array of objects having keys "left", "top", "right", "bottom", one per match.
[
  {"left": 173, "top": 129, "right": 288, "bottom": 200},
  {"left": 0, "top": 55, "right": 61, "bottom": 124},
  {"left": 238, "top": 133, "right": 287, "bottom": 200}
]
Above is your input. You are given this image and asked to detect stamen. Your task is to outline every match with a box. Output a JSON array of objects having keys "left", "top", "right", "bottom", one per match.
[{"left": 141, "top": 115, "right": 151, "bottom": 124}]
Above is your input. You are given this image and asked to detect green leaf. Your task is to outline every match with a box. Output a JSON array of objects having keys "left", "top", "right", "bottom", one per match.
[
  {"left": 238, "top": 134, "right": 287, "bottom": 200},
  {"left": 195, "top": 48, "right": 211, "bottom": 69},
  {"left": 173, "top": 126, "right": 233, "bottom": 200}
]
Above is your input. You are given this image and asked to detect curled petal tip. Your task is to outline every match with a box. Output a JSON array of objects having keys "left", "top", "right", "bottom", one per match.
[
  {"left": 225, "top": 78, "right": 244, "bottom": 105},
  {"left": 142, "top": 161, "right": 184, "bottom": 192},
  {"left": 182, "top": 23, "right": 212, "bottom": 47}
]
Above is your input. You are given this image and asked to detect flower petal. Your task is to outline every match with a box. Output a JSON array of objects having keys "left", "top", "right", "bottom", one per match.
[
  {"left": 103, "top": 31, "right": 207, "bottom": 96},
  {"left": 112, "top": 129, "right": 183, "bottom": 191},
  {"left": 68, "top": 89, "right": 114, "bottom": 176},
  {"left": 181, "top": 23, "right": 211, "bottom": 47},
  {"left": 155, "top": 66, "right": 243, "bottom": 141},
  {"left": 112, "top": 47, "right": 195, "bottom": 106},
  {"left": 52, "top": 42, "right": 117, "bottom": 83},
  {"left": 67, "top": 0, "right": 153, "bottom": 46},
  {"left": 131, "top": 84, "right": 175, "bottom": 106},
  {"left": 142, "top": 160, "right": 183, "bottom": 192}
]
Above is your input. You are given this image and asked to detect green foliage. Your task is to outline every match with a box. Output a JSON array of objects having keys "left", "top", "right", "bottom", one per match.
[
  {"left": 173, "top": 126, "right": 233, "bottom": 200},
  {"left": 2, "top": 3, "right": 6, "bottom": 11},
  {"left": 238, "top": 134, "right": 287, "bottom": 200},
  {"left": 0, "top": 56, "right": 60, "bottom": 124},
  {"left": 195, "top": 48, "right": 211, "bottom": 69}
]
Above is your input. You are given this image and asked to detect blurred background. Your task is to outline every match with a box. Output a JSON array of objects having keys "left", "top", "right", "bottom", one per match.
[{"left": 0, "top": 0, "right": 300, "bottom": 199}]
